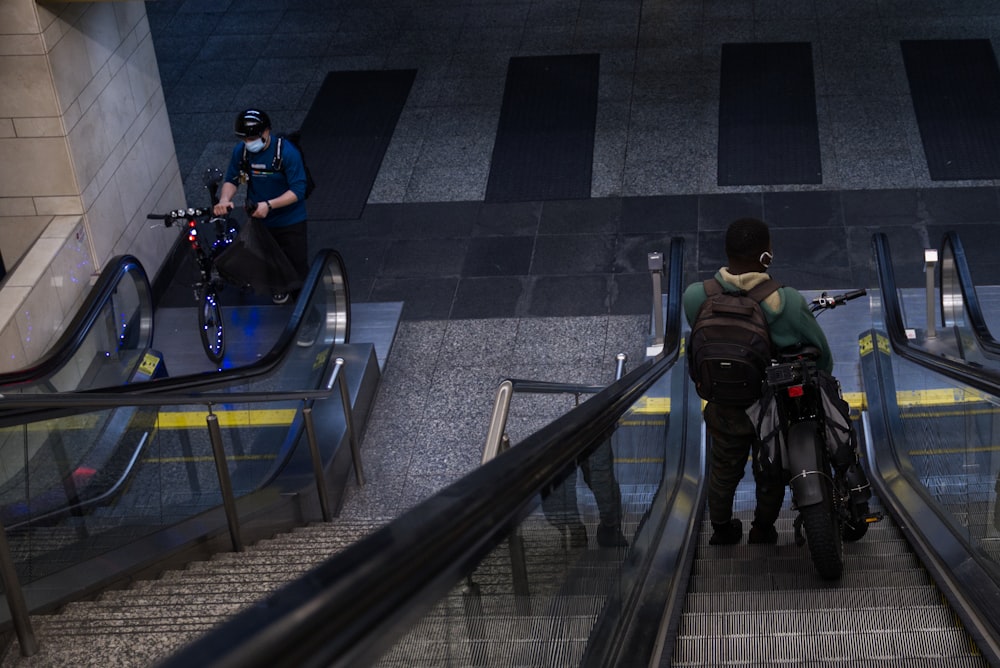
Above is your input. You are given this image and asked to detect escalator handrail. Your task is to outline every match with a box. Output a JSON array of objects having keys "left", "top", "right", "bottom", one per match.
[
  {"left": 869, "top": 232, "right": 1000, "bottom": 662},
  {"left": 121, "top": 247, "right": 350, "bottom": 394},
  {"left": 0, "top": 249, "right": 349, "bottom": 427},
  {"left": 154, "top": 237, "right": 687, "bottom": 668},
  {"left": 939, "top": 230, "right": 1000, "bottom": 356},
  {"left": 0, "top": 255, "right": 153, "bottom": 389},
  {"left": 873, "top": 233, "right": 1000, "bottom": 395}
]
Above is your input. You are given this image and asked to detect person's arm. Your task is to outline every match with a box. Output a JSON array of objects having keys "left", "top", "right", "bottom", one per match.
[
  {"left": 214, "top": 145, "right": 243, "bottom": 215},
  {"left": 792, "top": 293, "right": 834, "bottom": 372},
  {"left": 248, "top": 142, "right": 306, "bottom": 218},
  {"left": 214, "top": 181, "right": 239, "bottom": 215}
]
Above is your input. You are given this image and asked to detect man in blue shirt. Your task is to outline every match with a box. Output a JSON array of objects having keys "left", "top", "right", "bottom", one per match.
[{"left": 214, "top": 108, "right": 309, "bottom": 304}]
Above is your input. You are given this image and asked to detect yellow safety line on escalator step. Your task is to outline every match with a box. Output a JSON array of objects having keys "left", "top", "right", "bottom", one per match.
[
  {"left": 623, "top": 388, "right": 995, "bottom": 418},
  {"left": 153, "top": 409, "right": 297, "bottom": 429}
]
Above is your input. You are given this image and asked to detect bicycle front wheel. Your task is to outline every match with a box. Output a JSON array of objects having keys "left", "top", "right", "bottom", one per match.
[{"left": 198, "top": 288, "right": 225, "bottom": 364}]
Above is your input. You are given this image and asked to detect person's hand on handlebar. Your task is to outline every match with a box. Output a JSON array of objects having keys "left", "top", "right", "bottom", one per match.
[
  {"left": 247, "top": 200, "right": 271, "bottom": 219},
  {"left": 213, "top": 200, "right": 234, "bottom": 217}
]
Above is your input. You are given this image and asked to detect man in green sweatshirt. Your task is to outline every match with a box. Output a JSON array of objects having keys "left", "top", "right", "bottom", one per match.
[{"left": 683, "top": 218, "right": 833, "bottom": 546}]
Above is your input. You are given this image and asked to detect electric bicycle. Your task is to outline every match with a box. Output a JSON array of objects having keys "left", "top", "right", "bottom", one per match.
[{"left": 755, "top": 288, "right": 881, "bottom": 580}]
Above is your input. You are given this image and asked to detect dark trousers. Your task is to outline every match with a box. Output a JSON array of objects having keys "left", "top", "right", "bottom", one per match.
[
  {"left": 543, "top": 439, "right": 622, "bottom": 529},
  {"left": 267, "top": 220, "right": 309, "bottom": 282},
  {"left": 703, "top": 402, "right": 784, "bottom": 527}
]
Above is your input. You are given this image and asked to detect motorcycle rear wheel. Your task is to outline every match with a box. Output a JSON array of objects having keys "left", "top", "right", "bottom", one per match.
[{"left": 800, "top": 490, "right": 844, "bottom": 580}]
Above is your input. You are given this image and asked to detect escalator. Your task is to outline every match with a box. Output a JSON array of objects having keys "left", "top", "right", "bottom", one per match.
[
  {"left": 150, "top": 234, "right": 1000, "bottom": 667},
  {"left": 0, "top": 249, "right": 377, "bottom": 630}
]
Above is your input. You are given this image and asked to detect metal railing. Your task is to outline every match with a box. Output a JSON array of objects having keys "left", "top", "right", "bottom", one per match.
[{"left": 0, "top": 356, "right": 362, "bottom": 657}]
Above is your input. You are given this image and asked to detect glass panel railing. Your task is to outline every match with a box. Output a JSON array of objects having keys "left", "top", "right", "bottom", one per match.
[
  {"left": 0, "top": 252, "right": 353, "bottom": 586},
  {"left": 376, "top": 364, "right": 678, "bottom": 666},
  {"left": 884, "top": 352, "right": 1000, "bottom": 563}
]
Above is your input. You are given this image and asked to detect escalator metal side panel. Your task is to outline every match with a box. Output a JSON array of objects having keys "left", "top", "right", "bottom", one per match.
[{"left": 860, "top": 327, "right": 1000, "bottom": 666}]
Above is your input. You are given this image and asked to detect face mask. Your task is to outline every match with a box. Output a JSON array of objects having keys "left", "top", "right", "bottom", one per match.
[
  {"left": 245, "top": 138, "right": 265, "bottom": 153},
  {"left": 759, "top": 251, "right": 773, "bottom": 268}
]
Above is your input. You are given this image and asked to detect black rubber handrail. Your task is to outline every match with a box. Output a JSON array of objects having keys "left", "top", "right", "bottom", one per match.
[
  {"left": 154, "top": 237, "right": 687, "bottom": 668},
  {"left": 869, "top": 232, "right": 1000, "bottom": 664},
  {"left": 0, "top": 255, "right": 153, "bottom": 389},
  {"left": 0, "top": 249, "right": 350, "bottom": 427},
  {"left": 939, "top": 230, "right": 1000, "bottom": 357},
  {"left": 873, "top": 233, "right": 1000, "bottom": 396}
]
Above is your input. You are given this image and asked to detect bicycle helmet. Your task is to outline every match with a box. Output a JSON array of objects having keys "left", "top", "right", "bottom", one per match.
[{"left": 234, "top": 109, "right": 271, "bottom": 138}]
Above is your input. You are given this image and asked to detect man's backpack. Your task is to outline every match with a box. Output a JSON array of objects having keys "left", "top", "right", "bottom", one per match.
[
  {"left": 688, "top": 278, "right": 780, "bottom": 406},
  {"left": 241, "top": 130, "right": 316, "bottom": 199}
]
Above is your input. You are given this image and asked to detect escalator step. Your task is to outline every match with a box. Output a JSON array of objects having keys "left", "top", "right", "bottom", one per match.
[{"left": 671, "top": 628, "right": 985, "bottom": 666}]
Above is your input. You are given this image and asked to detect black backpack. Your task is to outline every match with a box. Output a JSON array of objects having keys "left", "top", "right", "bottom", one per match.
[
  {"left": 241, "top": 130, "right": 316, "bottom": 199},
  {"left": 688, "top": 278, "right": 780, "bottom": 406}
]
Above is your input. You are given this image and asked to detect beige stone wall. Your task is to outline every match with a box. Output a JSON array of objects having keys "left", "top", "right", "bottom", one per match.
[{"left": 0, "top": 1, "right": 184, "bottom": 372}]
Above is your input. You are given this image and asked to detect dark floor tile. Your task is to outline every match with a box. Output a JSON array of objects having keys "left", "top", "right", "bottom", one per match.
[
  {"left": 696, "top": 230, "right": 728, "bottom": 278},
  {"left": 382, "top": 238, "right": 469, "bottom": 278},
  {"left": 451, "top": 276, "right": 525, "bottom": 318},
  {"left": 473, "top": 201, "right": 542, "bottom": 236},
  {"left": 698, "top": 193, "right": 765, "bottom": 230},
  {"left": 526, "top": 274, "right": 611, "bottom": 316},
  {"left": 328, "top": 207, "right": 396, "bottom": 239},
  {"left": 610, "top": 273, "right": 653, "bottom": 315},
  {"left": 348, "top": 278, "right": 374, "bottom": 302},
  {"left": 762, "top": 191, "right": 844, "bottom": 228},
  {"left": 919, "top": 186, "right": 1000, "bottom": 225},
  {"left": 615, "top": 234, "right": 676, "bottom": 274},
  {"left": 369, "top": 277, "right": 458, "bottom": 320},
  {"left": 388, "top": 201, "right": 480, "bottom": 239},
  {"left": 769, "top": 227, "right": 855, "bottom": 290},
  {"left": 538, "top": 198, "right": 620, "bottom": 234},
  {"left": 620, "top": 195, "right": 698, "bottom": 234},
  {"left": 531, "top": 234, "right": 616, "bottom": 275},
  {"left": 847, "top": 225, "right": 929, "bottom": 289},
  {"left": 841, "top": 188, "right": 919, "bottom": 227},
  {"left": 462, "top": 236, "right": 534, "bottom": 276},
  {"left": 319, "top": 238, "right": 388, "bottom": 281}
]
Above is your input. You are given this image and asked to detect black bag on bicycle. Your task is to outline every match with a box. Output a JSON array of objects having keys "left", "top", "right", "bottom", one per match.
[{"left": 214, "top": 217, "right": 303, "bottom": 296}]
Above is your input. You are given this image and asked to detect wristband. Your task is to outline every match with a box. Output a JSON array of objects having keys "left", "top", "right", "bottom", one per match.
[{"left": 265, "top": 200, "right": 272, "bottom": 213}]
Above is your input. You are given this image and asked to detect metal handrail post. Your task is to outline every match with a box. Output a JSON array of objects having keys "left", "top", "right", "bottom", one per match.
[
  {"left": 0, "top": 520, "right": 37, "bottom": 656},
  {"left": 647, "top": 252, "right": 665, "bottom": 357},
  {"left": 482, "top": 380, "right": 514, "bottom": 464},
  {"left": 206, "top": 409, "right": 243, "bottom": 552},
  {"left": 334, "top": 358, "right": 364, "bottom": 486},
  {"left": 303, "top": 404, "right": 332, "bottom": 522},
  {"left": 924, "top": 248, "right": 938, "bottom": 339},
  {"left": 615, "top": 353, "right": 628, "bottom": 380}
]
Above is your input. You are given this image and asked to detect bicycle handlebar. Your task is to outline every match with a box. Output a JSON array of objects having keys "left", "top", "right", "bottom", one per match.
[
  {"left": 146, "top": 207, "right": 213, "bottom": 226},
  {"left": 811, "top": 288, "right": 867, "bottom": 312}
]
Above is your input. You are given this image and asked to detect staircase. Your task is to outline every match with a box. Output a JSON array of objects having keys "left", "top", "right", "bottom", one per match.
[{"left": 0, "top": 520, "right": 385, "bottom": 666}]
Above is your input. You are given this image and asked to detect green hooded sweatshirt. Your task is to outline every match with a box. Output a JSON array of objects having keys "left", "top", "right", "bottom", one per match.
[{"left": 682, "top": 268, "right": 833, "bottom": 373}]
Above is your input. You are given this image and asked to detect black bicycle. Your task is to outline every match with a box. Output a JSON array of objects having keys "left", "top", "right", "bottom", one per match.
[{"left": 147, "top": 169, "right": 239, "bottom": 365}]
